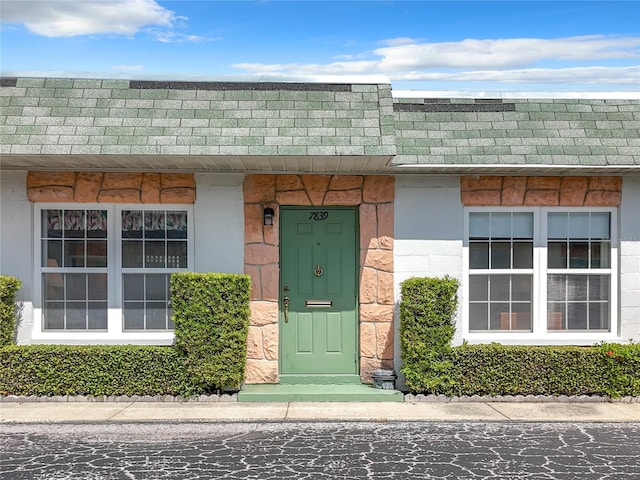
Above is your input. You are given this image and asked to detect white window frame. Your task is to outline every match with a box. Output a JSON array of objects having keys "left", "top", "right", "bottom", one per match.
[
  {"left": 462, "top": 206, "right": 618, "bottom": 345},
  {"left": 31, "top": 203, "right": 193, "bottom": 344}
]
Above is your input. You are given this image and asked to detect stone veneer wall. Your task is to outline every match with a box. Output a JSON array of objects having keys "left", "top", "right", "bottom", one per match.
[
  {"left": 26, "top": 171, "right": 196, "bottom": 203},
  {"left": 243, "top": 174, "right": 394, "bottom": 384},
  {"left": 460, "top": 176, "right": 622, "bottom": 206}
]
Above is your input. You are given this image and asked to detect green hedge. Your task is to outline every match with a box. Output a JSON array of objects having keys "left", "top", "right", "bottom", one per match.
[
  {"left": 0, "top": 345, "right": 197, "bottom": 396},
  {"left": 171, "top": 272, "right": 251, "bottom": 392},
  {"left": 0, "top": 275, "right": 22, "bottom": 347}
]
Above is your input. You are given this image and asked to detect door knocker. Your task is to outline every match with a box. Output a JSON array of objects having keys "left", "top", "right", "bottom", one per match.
[{"left": 314, "top": 264, "right": 323, "bottom": 277}]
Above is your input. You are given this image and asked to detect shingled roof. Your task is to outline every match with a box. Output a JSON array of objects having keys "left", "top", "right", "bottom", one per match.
[{"left": 1, "top": 77, "right": 638, "bottom": 174}]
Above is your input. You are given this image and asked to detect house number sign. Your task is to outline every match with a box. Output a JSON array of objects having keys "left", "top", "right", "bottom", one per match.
[{"left": 309, "top": 211, "right": 329, "bottom": 221}]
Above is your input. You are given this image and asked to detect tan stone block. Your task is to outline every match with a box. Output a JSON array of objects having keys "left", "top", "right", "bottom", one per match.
[
  {"left": 244, "top": 359, "right": 278, "bottom": 384},
  {"left": 74, "top": 172, "right": 102, "bottom": 203},
  {"left": 501, "top": 177, "right": 527, "bottom": 206},
  {"left": 161, "top": 173, "right": 195, "bottom": 188},
  {"left": 359, "top": 267, "right": 377, "bottom": 304},
  {"left": 460, "top": 176, "right": 502, "bottom": 191},
  {"left": 244, "top": 204, "right": 264, "bottom": 244},
  {"left": 364, "top": 250, "right": 393, "bottom": 273},
  {"left": 261, "top": 263, "right": 279, "bottom": 302},
  {"left": 376, "top": 322, "right": 394, "bottom": 360},
  {"left": 588, "top": 176, "right": 622, "bottom": 191},
  {"left": 250, "top": 300, "right": 279, "bottom": 326},
  {"left": 98, "top": 189, "right": 141, "bottom": 203},
  {"left": 377, "top": 203, "right": 393, "bottom": 247},
  {"left": 301, "top": 175, "right": 331, "bottom": 205},
  {"left": 244, "top": 175, "right": 276, "bottom": 203},
  {"left": 102, "top": 172, "right": 143, "bottom": 189},
  {"left": 276, "top": 175, "right": 304, "bottom": 191},
  {"left": 559, "top": 177, "right": 588, "bottom": 206},
  {"left": 526, "top": 176, "right": 561, "bottom": 190},
  {"left": 27, "top": 186, "right": 75, "bottom": 202},
  {"left": 27, "top": 171, "right": 75, "bottom": 188},
  {"left": 523, "top": 189, "right": 559, "bottom": 206},
  {"left": 245, "top": 244, "right": 279, "bottom": 265},
  {"left": 359, "top": 203, "right": 378, "bottom": 249},
  {"left": 377, "top": 271, "right": 394, "bottom": 305},
  {"left": 328, "top": 175, "right": 364, "bottom": 191},
  {"left": 141, "top": 173, "right": 161, "bottom": 203},
  {"left": 246, "top": 326, "right": 264, "bottom": 359},
  {"left": 360, "top": 304, "right": 394, "bottom": 323},
  {"left": 262, "top": 323, "right": 279, "bottom": 361},
  {"left": 245, "top": 266, "right": 262, "bottom": 300},
  {"left": 584, "top": 191, "right": 622, "bottom": 206},
  {"left": 360, "top": 357, "right": 393, "bottom": 384},
  {"left": 275, "top": 190, "right": 310, "bottom": 205},
  {"left": 160, "top": 187, "right": 195, "bottom": 204},
  {"left": 363, "top": 176, "right": 394, "bottom": 203},
  {"left": 359, "top": 322, "right": 376, "bottom": 358},
  {"left": 460, "top": 190, "right": 501, "bottom": 206},
  {"left": 323, "top": 189, "right": 362, "bottom": 205}
]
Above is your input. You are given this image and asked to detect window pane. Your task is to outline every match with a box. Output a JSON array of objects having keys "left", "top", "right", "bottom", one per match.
[
  {"left": 44, "top": 303, "right": 64, "bottom": 329},
  {"left": 145, "top": 211, "right": 166, "bottom": 238},
  {"left": 88, "top": 274, "right": 108, "bottom": 301},
  {"left": 86, "top": 210, "right": 107, "bottom": 237},
  {"left": 490, "top": 303, "right": 510, "bottom": 330},
  {"left": 491, "top": 213, "right": 511, "bottom": 238},
  {"left": 86, "top": 240, "right": 107, "bottom": 267},
  {"left": 491, "top": 242, "right": 510, "bottom": 269},
  {"left": 124, "top": 302, "right": 144, "bottom": 330},
  {"left": 589, "top": 303, "right": 609, "bottom": 330},
  {"left": 43, "top": 273, "right": 64, "bottom": 300},
  {"left": 548, "top": 213, "right": 568, "bottom": 239},
  {"left": 548, "top": 242, "right": 567, "bottom": 268},
  {"left": 489, "top": 275, "right": 510, "bottom": 301},
  {"left": 146, "top": 274, "right": 168, "bottom": 301},
  {"left": 547, "top": 304, "right": 565, "bottom": 330},
  {"left": 145, "top": 242, "right": 165, "bottom": 268},
  {"left": 43, "top": 240, "right": 62, "bottom": 267},
  {"left": 66, "top": 302, "right": 86, "bottom": 329},
  {"left": 511, "top": 275, "right": 532, "bottom": 302},
  {"left": 512, "top": 213, "right": 533, "bottom": 238},
  {"left": 66, "top": 274, "right": 86, "bottom": 301},
  {"left": 64, "top": 210, "right": 85, "bottom": 237},
  {"left": 511, "top": 303, "right": 532, "bottom": 331},
  {"left": 167, "top": 241, "right": 187, "bottom": 268},
  {"left": 513, "top": 242, "right": 533, "bottom": 268},
  {"left": 88, "top": 303, "right": 107, "bottom": 330},
  {"left": 567, "top": 303, "right": 588, "bottom": 330},
  {"left": 123, "top": 274, "right": 144, "bottom": 301},
  {"left": 146, "top": 302, "right": 168, "bottom": 329},
  {"left": 122, "top": 210, "right": 143, "bottom": 238},
  {"left": 567, "top": 275, "right": 588, "bottom": 301},
  {"left": 469, "top": 304, "right": 488, "bottom": 331},
  {"left": 588, "top": 275, "right": 610, "bottom": 301},
  {"left": 44, "top": 210, "right": 63, "bottom": 237},
  {"left": 64, "top": 240, "right": 85, "bottom": 267},
  {"left": 469, "top": 275, "right": 488, "bottom": 301},
  {"left": 591, "top": 240, "right": 610, "bottom": 268},
  {"left": 590, "top": 213, "right": 610, "bottom": 239},
  {"left": 569, "top": 242, "right": 589, "bottom": 268},
  {"left": 122, "top": 240, "right": 143, "bottom": 268},
  {"left": 166, "top": 211, "right": 187, "bottom": 239},
  {"left": 469, "top": 213, "right": 490, "bottom": 238},
  {"left": 547, "top": 274, "right": 566, "bottom": 301},
  {"left": 469, "top": 242, "right": 489, "bottom": 269},
  {"left": 569, "top": 213, "right": 589, "bottom": 238}
]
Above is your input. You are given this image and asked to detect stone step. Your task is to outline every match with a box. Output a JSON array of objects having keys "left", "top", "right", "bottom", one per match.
[{"left": 238, "top": 384, "right": 404, "bottom": 403}]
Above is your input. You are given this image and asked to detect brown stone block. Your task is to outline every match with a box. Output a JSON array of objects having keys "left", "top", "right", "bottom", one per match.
[
  {"left": 559, "top": 177, "right": 588, "bottom": 206},
  {"left": 275, "top": 175, "right": 304, "bottom": 191},
  {"left": 246, "top": 326, "right": 264, "bottom": 359},
  {"left": 359, "top": 203, "right": 378, "bottom": 249},
  {"left": 244, "top": 204, "right": 264, "bottom": 244},
  {"left": 526, "top": 176, "right": 561, "bottom": 190},
  {"left": 245, "top": 244, "right": 279, "bottom": 265},
  {"left": 360, "top": 304, "right": 394, "bottom": 323},
  {"left": 245, "top": 265, "right": 262, "bottom": 300},
  {"left": 73, "top": 172, "right": 102, "bottom": 203},
  {"left": 364, "top": 250, "right": 393, "bottom": 273},
  {"left": 328, "top": 175, "right": 364, "bottom": 191},
  {"left": 377, "top": 271, "right": 394, "bottom": 305},
  {"left": 588, "top": 176, "right": 622, "bottom": 191},
  {"left": 359, "top": 267, "right": 377, "bottom": 304},
  {"left": 323, "top": 189, "right": 362, "bottom": 205},
  {"left": 98, "top": 189, "right": 141, "bottom": 203},
  {"left": 301, "top": 174, "right": 331, "bottom": 205},
  {"left": 460, "top": 175, "right": 502, "bottom": 191},
  {"left": 376, "top": 322, "right": 394, "bottom": 360},
  {"left": 276, "top": 190, "right": 310, "bottom": 205},
  {"left": 360, "top": 357, "right": 393, "bottom": 384},
  {"left": 262, "top": 323, "right": 279, "bottom": 361},
  {"left": 160, "top": 187, "right": 195, "bottom": 204},
  {"left": 363, "top": 176, "right": 394, "bottom": 203},
  {"left": 359, "top": 322, "right": 376, "bottom": 358},
  {"left": 102, "top": 172, "right": 143, "bottom": 189},
  {"left": 27, "top": 171, "right": 75, "bottom": 188},
  {"left": 501, "top": 177, "right": 527, "bottom": 206},
  {"left": 244, "top": 359, "right": 278, "bottom": 384},
  {"left": 27, "top": 186, "right": 75, "bottom": 202},
  {"left": 161, "top": 173, "right": 195, "bottom": 188},
  {"left": 523, "top": 189, "right": 559, "bottom": 206},
  {"left": 261, "top": 263, "right": 279, "bottom": 302},
  {"left": 584, "top": 190, "right": 621, "bottom": 206},
  {"left": 460, "top": 190, "right": 501, "bottom": 206},
  {"left": 250, "top": 300, "right": 279, "bottom": 326},
  {"left": 141, "top": 173, "right": 161, "bottom": 203},
  {"left": 244, "top": 175, "right": 276, "bottom": 203},
  {"left": 377, "top": 203, "right": 394, "bottom": 245}
]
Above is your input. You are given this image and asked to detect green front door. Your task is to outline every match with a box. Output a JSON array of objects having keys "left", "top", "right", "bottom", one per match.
[{"left": 280, "top": 207, "right": 358, "bottom": 378}]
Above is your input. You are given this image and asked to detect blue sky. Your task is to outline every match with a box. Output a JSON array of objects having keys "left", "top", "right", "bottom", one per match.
[{"left": 1, "top": 1, "right": 639, "bottom": 93}]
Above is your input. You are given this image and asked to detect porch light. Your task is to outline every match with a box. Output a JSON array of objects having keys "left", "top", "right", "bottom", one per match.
[{"left": 263, "top": 207, "right": 274, "bottom": 226}]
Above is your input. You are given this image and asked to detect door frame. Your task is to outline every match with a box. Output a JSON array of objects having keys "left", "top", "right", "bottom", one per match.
[{"left": 278, "top": 205, "right": 360, "bottom": 379}]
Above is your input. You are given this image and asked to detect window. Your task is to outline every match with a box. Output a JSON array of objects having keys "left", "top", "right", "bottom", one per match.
[
  {"left": 38, "top": 205, "right": 191, "bottom": 334},
  {"left": 465, "top": 208, "right": 616, "bottom": 339}
]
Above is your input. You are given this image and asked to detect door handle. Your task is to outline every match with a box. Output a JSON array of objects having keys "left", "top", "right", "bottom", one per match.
[{"left": 283, "top": 296, "right": 290, "bottom": 323}]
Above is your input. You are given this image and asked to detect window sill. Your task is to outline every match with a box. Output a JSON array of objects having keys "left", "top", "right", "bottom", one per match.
[
  {"left": 28, "top": 330, "right": 175, "bottom": 346},
  {"left": 461, "top": 332, "right": 622, "bottom": 346}
]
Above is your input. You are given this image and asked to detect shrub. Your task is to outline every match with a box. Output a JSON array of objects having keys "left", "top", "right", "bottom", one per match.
[
  {"left": 400, "top": 276, "right": 459, "bottom": 393},
  {"left": 0, "top": 345, "right": 197, "bottom": 396},
  {"left": 171, "top": 272, "right": 251, "bottom": 392},
  {"left": 0, "top": 275, "right": 22, "bottom": 347}
]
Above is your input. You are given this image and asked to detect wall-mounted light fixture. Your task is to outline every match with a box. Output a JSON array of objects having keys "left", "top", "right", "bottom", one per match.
[{"left": 263, "top": 207, "right": 275, "bottom": 226}]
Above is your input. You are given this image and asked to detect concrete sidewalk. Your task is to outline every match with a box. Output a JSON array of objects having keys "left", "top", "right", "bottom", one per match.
[{"left": 2, "top": 401, "right": 639, "bottom": 423}]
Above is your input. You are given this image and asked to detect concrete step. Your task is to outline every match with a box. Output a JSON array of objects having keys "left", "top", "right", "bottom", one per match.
[{"left": 238, "top": 384, "right": 404, "bottom": 403}]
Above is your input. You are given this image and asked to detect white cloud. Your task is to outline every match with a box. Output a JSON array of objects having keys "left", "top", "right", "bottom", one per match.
[{"left": 112, "top": 65, "right": 144, "bottom": 72}]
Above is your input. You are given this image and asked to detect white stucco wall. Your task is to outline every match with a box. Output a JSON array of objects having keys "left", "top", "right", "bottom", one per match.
[
  {"left": 619, "top": 176, "right": 640, "bottom": 341},
  {"left": 393, "top": 176, "right": 464, "bottom": 385}
]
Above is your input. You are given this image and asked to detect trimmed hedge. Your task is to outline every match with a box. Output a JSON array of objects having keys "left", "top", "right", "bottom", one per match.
[
  {"left": 171, "top": 272, "right": 251, "bottom": 392},
  {"left": 0, "top": 345, "right": 197, "bottom": 396},
  {"left": 0, "top": 275, "right": 22, "bottom": 347}
]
